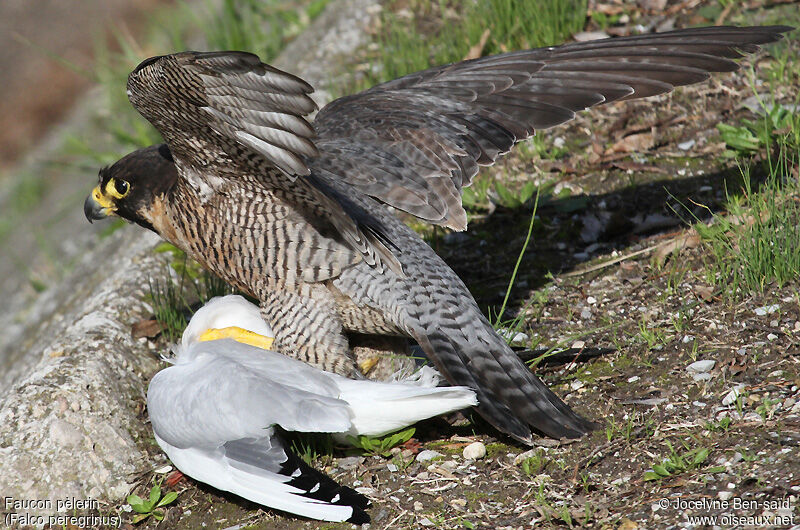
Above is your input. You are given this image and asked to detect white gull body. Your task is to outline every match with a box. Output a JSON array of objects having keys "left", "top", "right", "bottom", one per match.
[{"left": 147, "top": 295, "right": 477, "bottom": 523}]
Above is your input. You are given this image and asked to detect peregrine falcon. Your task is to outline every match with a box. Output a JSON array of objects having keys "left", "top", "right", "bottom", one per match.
[
  {"left": 148, "top": 295, "right": 476, "bottom": 523},
  {"left": 85, "top": 25, "right": 792, "bottom": 444}
]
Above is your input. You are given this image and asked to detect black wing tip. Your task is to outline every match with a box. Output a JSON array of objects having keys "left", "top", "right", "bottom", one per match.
[
  {"left": 346, "top": 508, "right": 371, "bottom": 525},
  {"left": 279, "top": 449, "right": 371, "bottom": 514}
]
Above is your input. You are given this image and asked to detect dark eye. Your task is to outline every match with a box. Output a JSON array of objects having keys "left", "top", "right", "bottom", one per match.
[{"left": 113, "top": 179, "right": 130, "bottom": 196}]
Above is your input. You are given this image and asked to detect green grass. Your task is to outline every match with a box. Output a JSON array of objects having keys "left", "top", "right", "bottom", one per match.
[
  {"left": 342, "top": 0, "right": 587, "bottom": 94},
  {"left": 148, "top": 243, "right": 236, "bottom": 341},
  {"left": 693, "top": 30, "right": 800, "bottom": 300}
]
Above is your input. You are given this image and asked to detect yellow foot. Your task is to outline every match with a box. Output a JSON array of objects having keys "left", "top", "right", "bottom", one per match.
[
  {"left": 358, "top": 356, "right": 380, "bottom": 375},
  {"left": 198, "top": 326, "right": 275, "bottom": 350}
]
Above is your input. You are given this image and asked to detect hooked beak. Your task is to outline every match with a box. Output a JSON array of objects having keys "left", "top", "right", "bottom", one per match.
[{"left": 84, "top": 185, "right": 115, "bottom": 223}]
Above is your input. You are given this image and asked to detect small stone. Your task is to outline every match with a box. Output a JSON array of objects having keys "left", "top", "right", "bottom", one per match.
[
  {"left": 722, "top": 385, "right": 745, "bottom": 406},
  {"left": 686, "top": 360, "right": 716, "bottom": 373},
  {"left": 627, "top": 376, "right": 640, "bottom": 383},
  {"left": 718, "top": 491, "right": 734, "bottom": 501},
  {"left": 683, "top": 335, "right": 694, "bottom": 344},
  {"left": 439, "top": 460, "right": 457, "bottom": 471},
  {"left": 463, "top": 442, "right": 487, "bottom": 460},
  {"left": 450, "top": 498, "right": 467, "bottom": 510},
  {"left": 355, "top": 487, "right": 375, "bottom": 495},
  {"left": 338, "top": 456, "right": 365, "bottom": 470},
  {"left": 414, "top": 501, "right": 423, "bottom": 511},
  {"left": 419, "top": 517, "right": 434, "bottom": 526},
  {"left": 587, "top": 296, "right": 597, "bottom": 304},
  {"left": 678, "top": 139, "right": 696, "bottom": 150},
  {"left": 498, "top": 328, "right": 529, "bottom": 344},
  {"left": 693, "top": 401, "right": 707, "bottom": 408},
  {"left": 768, "top": 333, "right": 778, "bottom": 341},
  {"left": 570, "top": 380, "right": 585, "bottom": 391},
  {"left": 416, "top": 450, "right": 443, "bottom": 463},
  {"left": 571, "top": 340, "right": 585, "bottom": 349},
  {"left": 387, "top": 463, "right": 398, "bottom": 472},
  {"left": 513, "top": 449, "right": 537, "bottom": 466},
  {"left": 755, "top": 304, "right": 779, "bottom": 316},
  {"left": 580, "top": 308, "right": 592, "bottom": 319},
  {"left": 153, "top": 465, "right": 173, "bottom": 474}
]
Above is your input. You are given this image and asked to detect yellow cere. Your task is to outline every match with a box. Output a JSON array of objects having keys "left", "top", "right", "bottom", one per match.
[
  {"left": 198, "top": 326, "right": 275, "bottom": 350},
  {"left": 91, "top": 185, "right": 116, "bottom": 212}
]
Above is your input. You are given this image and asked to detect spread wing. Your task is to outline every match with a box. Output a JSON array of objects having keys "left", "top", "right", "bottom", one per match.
[
  {"left": 127, "top": 51, "right": 403, "bottom": 274},
  {"left": 312, "top": 25, "right": 792, "bottom": 230}
]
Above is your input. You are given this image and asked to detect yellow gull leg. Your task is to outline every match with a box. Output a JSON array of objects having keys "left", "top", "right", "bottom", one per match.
[{"left": 198, "top": 327, "right": 275, "bottom": 350}]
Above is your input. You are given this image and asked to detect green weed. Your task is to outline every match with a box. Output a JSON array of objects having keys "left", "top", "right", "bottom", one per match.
[
  {"left": 346, "top": 427, "right": 415, "bottom": 457},
  {"left": 519, "top": 449, "right": 548, "bottom": 476},
  {"left": 286, "top": 431, "right": 336, "bottom": 466},
  {"left": 127, "top": 483, "right": 178, "bottom": 524},
  {"left": 643, "top": 441, "right": 711, "bottom": 481}
]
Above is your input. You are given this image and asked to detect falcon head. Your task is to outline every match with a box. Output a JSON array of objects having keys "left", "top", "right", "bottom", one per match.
[{"left": 84, "top": 144, "right": 178, "bottom": 231}]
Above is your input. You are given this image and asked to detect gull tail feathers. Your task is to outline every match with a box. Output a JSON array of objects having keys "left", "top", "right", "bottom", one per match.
[{"left": 332, "top": 374, "right": 477, "bottom": 437}]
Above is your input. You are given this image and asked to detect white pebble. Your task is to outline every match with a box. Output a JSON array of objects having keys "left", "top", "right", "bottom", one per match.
[
  {"left": 755, "top": 304, "right": 779, "bottom": 316},
  {"left": 722, "top": 385, "right": 745, "bottom": 406},
  {"left": 718, "top": 491, "right": 734, "bottom": 501},
  {"left": 686, "top": 360, "right": 716, "bottom": 373},
  {"left": 416, "top": 450, "right": 442, "bottom": 462},
  {"left": 463, "top": 442, "right": 487, "bottom": 460}
]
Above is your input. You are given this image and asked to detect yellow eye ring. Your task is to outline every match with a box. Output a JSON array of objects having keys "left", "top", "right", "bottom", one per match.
[{"left": 106, "top": 178, "right": 130, "bottom": 199}]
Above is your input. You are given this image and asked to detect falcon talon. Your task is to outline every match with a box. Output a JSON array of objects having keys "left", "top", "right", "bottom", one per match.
[{"left": 86, "top": 25, "right": 793, "bottom": 446}]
